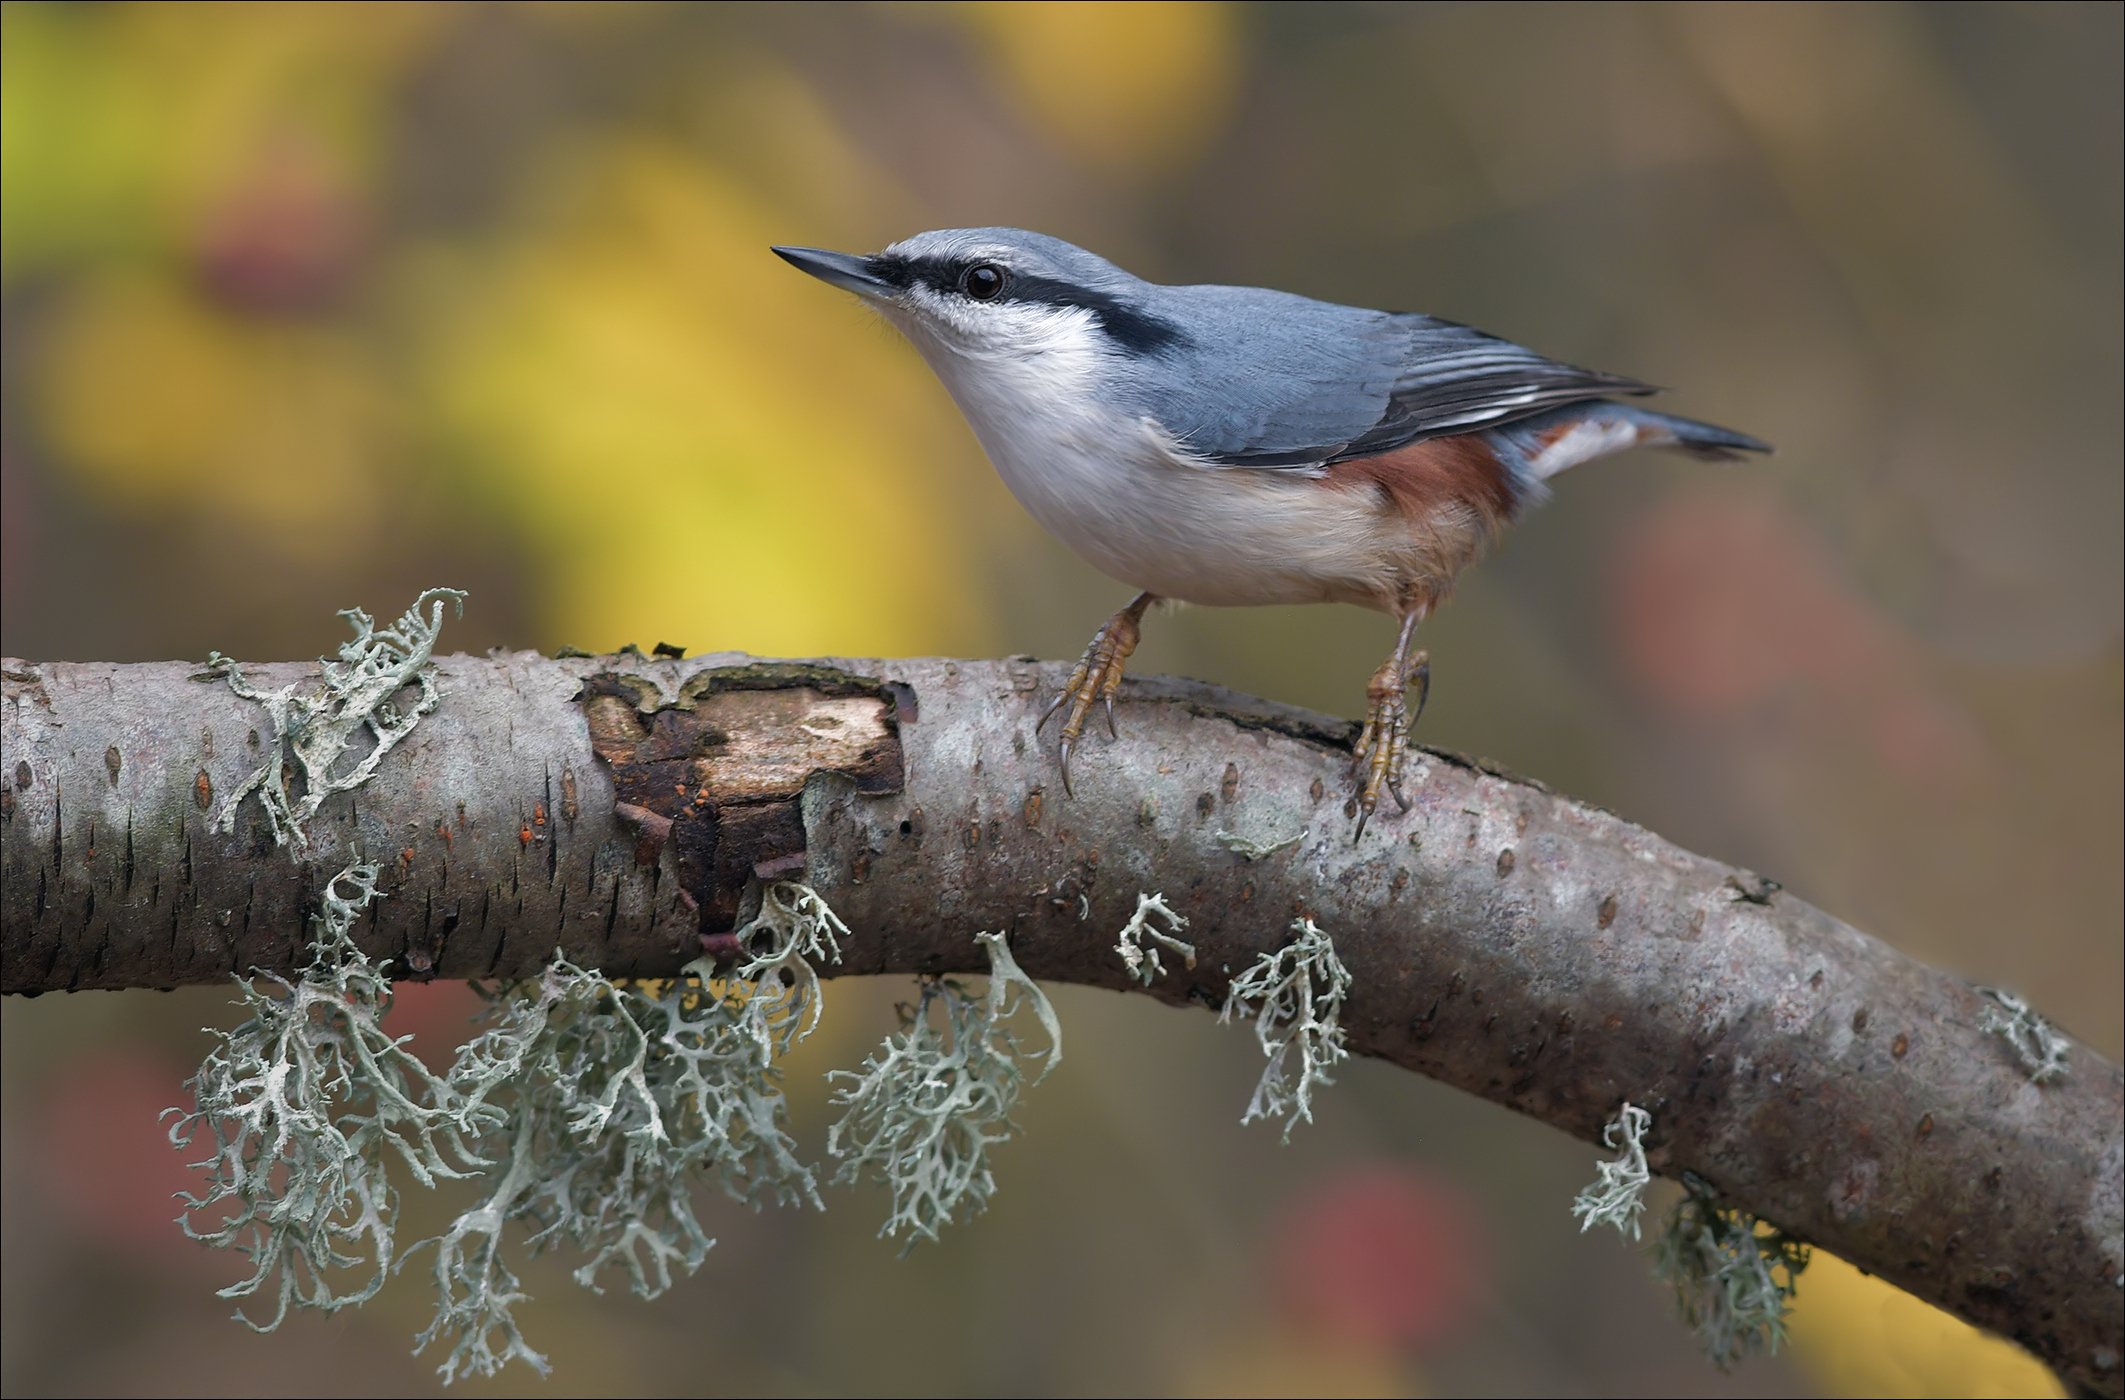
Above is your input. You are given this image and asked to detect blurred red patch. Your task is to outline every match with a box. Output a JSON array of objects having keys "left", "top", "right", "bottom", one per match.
[
  {"left": 1609, "top": 487, "right": 1877, "bottom": 719},
  {"left": 1269, "top": 1164, "right": 1490, "bottom": 1354},
  {"left": 1605, "top": 486, "right": 1986, "bottom": 785},
  {"left": 33, "top": 1049, "right": 225, "bottom": 1267},
  {"left": 385, "top": 979, "right": 489, "bottom": 1072},
  {"left": 194, "top": 130, "right": 369, "bottom": 316}
]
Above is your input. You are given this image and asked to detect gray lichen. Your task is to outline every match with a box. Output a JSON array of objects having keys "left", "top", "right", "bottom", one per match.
[
  {"left": 165, "top": 860, "right": 492, "bottom": 1333},
  {"left": 1572, "top": 1102, "right": 1654, "bottom": 1240},
  {"left": 1978, "top": 987, "right": 2071, "bottom": 1085},
  {"left": 171, "top": 874, "right": 847, "bottom": 1383},
  {"left": 1652, "top": 1186, "right": 1810, "bottom": 1370},
  {"left": 827, "top": 931, "right": 1060, "bottom": 1250},
  {"left": 1113, "top": 892, "right": 1195, "bottom": 985},
  {"left": 408, "top": 882, "right": 844, "bottom": 1381},
  {"left": 1574, "top": 1107, "right": 1807, "bottom": 1370},
  {"left": 1219, "top": 918, "right": 1351, "bottom": 1140},
  {"left": 204, "top": 587, "right": 464, "bottom": 855}
]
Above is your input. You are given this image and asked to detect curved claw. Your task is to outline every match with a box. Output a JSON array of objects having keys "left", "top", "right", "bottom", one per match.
[
  {"left": 1038, "top": 663, "right": 1089, "bottom": 734},
  {"left": 1036, "top": 691, "right": 1068, "bottom": 734},
  {"left": 1057, "top": 735, "right": 1076, "bottom": 796}
]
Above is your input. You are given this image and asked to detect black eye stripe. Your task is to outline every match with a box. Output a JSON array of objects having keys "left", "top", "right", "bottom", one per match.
[
  {"left": 863, "top": 253, "right": 1189, "bottom": 355},
  {"left": 1012, "top": 276, "right": 1190, "bottom": 354}
]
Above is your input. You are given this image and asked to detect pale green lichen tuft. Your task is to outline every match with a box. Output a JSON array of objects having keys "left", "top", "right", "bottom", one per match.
[
  {"left": 1219, "top": 918, "right": 1352, "bottom": 1140},
  {"left": 1652, "top": 1187, "right": 1810, "bottom": 1370},
  {"left": 1113, "top": 892, "right": 1195, "bottom": 985},
  {"left": 171, "top": 873, "right": 847, "bottom": 1384},
  {"left": 1572, "top": 1102, "right": 1654, "bottom": 1240},
  {"left": 407, "top": 882, "right": 844, "bottom": 1382},
  {"left": 205, "top": 587, "right": 465, "bottom": 855},
  {"left": 1977, "top": 987, "right": 2070, "bottom": 1084},
  {"left": 827, "top": 931, "right": 1060, "bottom": 1251},
  {"left": 165, "top": 860, "right": 493, "bottom": 1335}
]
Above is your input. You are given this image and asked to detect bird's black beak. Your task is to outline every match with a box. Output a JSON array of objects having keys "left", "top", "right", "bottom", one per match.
[{"left": 772, "top": 245, "right": 892, "bottom": 298}]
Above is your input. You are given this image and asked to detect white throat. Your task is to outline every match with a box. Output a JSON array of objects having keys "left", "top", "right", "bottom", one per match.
[{"left": 886, "top": 300, "right": 1115, "bottom": 442}]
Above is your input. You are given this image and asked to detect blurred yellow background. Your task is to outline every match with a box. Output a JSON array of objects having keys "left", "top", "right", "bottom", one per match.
[{"left": 1, "top": 3, "right": 2115, "bottom": 1396}]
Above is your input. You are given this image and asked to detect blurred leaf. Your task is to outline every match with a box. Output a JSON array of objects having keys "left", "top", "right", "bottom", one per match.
[
  {"left": 420, "top": 136, "right": 993, "bottom": 654},
  {"left": 1176, "top": 1325, "right": 1418, "bottom": 1399},
  {"left": 1787, "top": 1252, "right": 2065, "bottom": 1399},
  {"left": 1, "top": 2, "right": 446, "bottom": 283},
  {"left": 37, "top": 272, "right": 400, "bottom": 556},
  {"left": 928, "top": 1, "right": 1241, "bottom": 175}
]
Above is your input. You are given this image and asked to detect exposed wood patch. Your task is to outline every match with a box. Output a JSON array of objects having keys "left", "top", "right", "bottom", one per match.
[{"left": 582, "top": 672, "right": 904, "bottom": 934}]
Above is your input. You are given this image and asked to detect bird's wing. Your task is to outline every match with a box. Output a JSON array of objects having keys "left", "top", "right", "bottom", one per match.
[{"left": 1144, "top": 297, "right": 1655, "bottom": 471}]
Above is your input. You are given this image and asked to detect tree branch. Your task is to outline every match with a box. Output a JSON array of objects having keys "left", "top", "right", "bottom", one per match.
[{"left": 3, "top": 652, "right": 2118, "bottom": 1393}]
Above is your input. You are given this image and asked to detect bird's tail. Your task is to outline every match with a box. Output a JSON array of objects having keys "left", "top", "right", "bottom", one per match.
[
  {"left": 1505, "top": 402, "right": 1771, "bottom": 481},
  {"left": 1627, "top": 407, "right": 1774, "bottom": 463}
]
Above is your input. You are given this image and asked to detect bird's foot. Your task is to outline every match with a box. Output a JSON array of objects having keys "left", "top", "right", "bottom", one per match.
[
  {"left": 1351, "top": 648, "right": 1430, "bottom": 839},
  {"left": 1037, "top": 602, "right": 1147, "bottom": 795}
]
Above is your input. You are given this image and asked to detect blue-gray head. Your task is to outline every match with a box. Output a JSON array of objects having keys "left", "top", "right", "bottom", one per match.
[{"left": 772, "top": 227, "right": 1188, "bottom": 366}]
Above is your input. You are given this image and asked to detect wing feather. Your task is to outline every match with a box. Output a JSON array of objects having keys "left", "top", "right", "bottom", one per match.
[{"left": 1138, "top": 293, "right": 1655, "bottom": 471}]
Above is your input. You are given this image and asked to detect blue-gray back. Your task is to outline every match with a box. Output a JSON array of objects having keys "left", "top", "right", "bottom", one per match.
[{"left": 1116, "top": 282, "right": 1653, "bottom": 470}]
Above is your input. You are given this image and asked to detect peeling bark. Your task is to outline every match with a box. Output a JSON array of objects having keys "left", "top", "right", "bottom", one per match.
[{"left": 2, "top": 651, "right": 2119, "bottom": 1393}]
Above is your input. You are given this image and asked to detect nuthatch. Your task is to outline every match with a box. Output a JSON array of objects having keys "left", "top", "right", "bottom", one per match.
[{"left": 775, "top": 229, "right": 1769, "bottom": 835}]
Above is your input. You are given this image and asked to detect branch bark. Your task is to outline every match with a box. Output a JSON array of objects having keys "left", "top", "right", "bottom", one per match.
[{"left": 3, "top": 652, "right": 2119, "bottom": 1392}]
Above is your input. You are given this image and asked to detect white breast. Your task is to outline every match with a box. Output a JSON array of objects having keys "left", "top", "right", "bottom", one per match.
[{"left": 892, "top": 306, "right": 1403, "bottom": 610}]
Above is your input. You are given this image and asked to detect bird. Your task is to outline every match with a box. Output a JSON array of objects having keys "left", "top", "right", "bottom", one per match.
[{"left": 773, "top": 229, "right": 1769, "bottom": 836}]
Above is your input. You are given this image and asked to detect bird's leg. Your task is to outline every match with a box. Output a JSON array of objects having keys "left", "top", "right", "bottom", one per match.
[
  {"left": 1038, "top": 591, "right": 1156, "bottom": 795},
  {"left": 1352, "top": 609, "right": 1430, "bottom": 839}
]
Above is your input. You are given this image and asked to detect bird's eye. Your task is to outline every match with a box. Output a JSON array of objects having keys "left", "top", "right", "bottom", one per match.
[{"left": 961, "top": 263, "right": 1007, "bottom": 301}]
